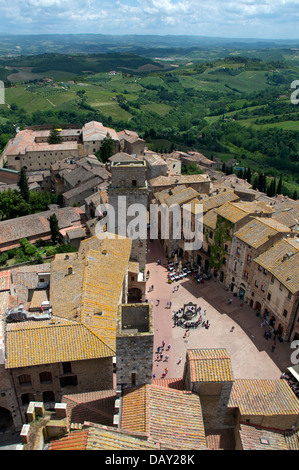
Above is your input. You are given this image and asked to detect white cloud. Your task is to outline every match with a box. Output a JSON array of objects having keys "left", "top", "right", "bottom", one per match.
[{"left": 0, "top": 0, "right": 299, "bottom": 38}]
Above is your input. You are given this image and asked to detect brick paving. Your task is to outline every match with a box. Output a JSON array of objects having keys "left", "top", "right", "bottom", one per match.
[{"left": 146, "top": 239, "right": 293, "bottom": 381}]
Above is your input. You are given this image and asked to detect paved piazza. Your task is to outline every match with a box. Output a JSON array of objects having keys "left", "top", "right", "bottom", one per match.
[{"left": 146, "top": 239, "right": 294, "bottom": 381}]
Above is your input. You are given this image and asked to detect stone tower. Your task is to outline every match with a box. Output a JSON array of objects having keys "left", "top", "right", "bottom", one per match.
[
  {"left": 116, "top": 303, "right": 154, "bottom": 390},
  {"left": 108, "top": 160, "right": 148, "bottom": 271}
]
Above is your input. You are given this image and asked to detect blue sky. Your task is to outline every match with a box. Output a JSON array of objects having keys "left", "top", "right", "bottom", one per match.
[{"left": 0, "top": 0, "right": 299, "bottom": 39}]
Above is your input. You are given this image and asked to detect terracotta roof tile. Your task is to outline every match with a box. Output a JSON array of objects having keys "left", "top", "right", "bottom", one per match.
[
  {"left": 238, "top": 423, "right": 290, "bottom": 450},
  {"left": 187, "top": 349, "right": 234, "bottom": 383},
  {"left": 5, "top": 321, "right": 114, "bottom": 369},
  {"left": 228, "top": 379, "right": 299, "bottom": 416},
  {"left": 0, "top": 207, "right": 83, "bottom": 245},
  {"left": 234, "top": 217, "right": 291, "bottom": 248},
  {"left": 254, "top": 238, "right": 299, "bottom": 294},
  {"left": 203, "top": 192, "right": 239, "bottom": 213},
  {"left": 48, "top": 430, "right": 89, "bottom": 450},
  {"left": 121, "top": 384, "right": 207, "bottom": 449},
  {"left": 62, "top": 390, "right": 117, "bottom": 426},
  {"left": 50, "top": 236, "right": 132, "bottom": 351}
]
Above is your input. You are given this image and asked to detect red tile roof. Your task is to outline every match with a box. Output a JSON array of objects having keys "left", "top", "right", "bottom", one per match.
[
  {"left": 48, "top": 430, "right": 89, "bottom": 450},
  {"left": 121, "top": 384, "right": 207, "bottom": 449},
  {"left": 62, "top": 390, "right": 116, "bottom": 426},
  {"left": 228, "top": 379, "right": 299, "bottom": 416},
  {"left": 0, "top": 270, "right": 11, "bottom": 291}
]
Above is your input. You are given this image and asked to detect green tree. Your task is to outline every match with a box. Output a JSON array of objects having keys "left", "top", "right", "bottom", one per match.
[
  {"left": 0, "top": 189, "right": 31, "bottom": 220},
  {"left": 182, "top": 163, "right": 204, "bottom": 175},
  {"left": 17, "top": 167, "right": 30, "bottom": 202},
  {"left": 97, "top": 133, "right": 114, "bottom": 163},
  {"left": 47, "top": 126, "right": 62, "bottom": 145},
  {"left": 48, "top": 213, "right": 60, "bottom": 243},
  {"left": 277, "top": 175, "right": 283, "bottom": 195},
  {"left": 267, "top": 178, "right": 276, "bottom": 197},
  {"left": 246, "top": 167, "right": 252, "bottom": 184},
  {"left": 29, "top": 191, "right": 51, "bottom": 213}
]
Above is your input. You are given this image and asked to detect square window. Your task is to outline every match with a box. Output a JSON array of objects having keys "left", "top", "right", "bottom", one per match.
[{"left": 62, "top": 362, "right": 72, "bottom": 374}]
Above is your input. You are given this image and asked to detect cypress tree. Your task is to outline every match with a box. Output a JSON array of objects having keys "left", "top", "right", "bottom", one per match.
[
  {"left": 48, "top": 213, "right": 60, "bottom": 243},
  {"left": 98, "top": 133, "right": 114, "bottom": 163},
  {"left": 17, "top": 167, "right": 30, "bottom": 202},
  {"left": 247, "top": 167, "right": 252, "bottom": 184},
  {"left": 277, "top": 175, "right": 282, "bottom": 195}
]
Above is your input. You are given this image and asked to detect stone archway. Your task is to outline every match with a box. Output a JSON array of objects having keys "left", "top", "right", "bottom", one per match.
[{"left": 0, "top": 407, "right": 14, "bottom": 432}]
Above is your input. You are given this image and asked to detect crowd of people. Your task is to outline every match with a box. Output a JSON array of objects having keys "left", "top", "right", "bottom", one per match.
[{"left": 280, "top": 372, "right": 299, "bottom": 398}]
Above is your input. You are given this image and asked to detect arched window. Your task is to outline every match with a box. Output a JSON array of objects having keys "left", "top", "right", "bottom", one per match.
[
  {"left": 39, "top": 371, "right": 52, "bottom": 384},
  {"left": 18, "top": 374, "right": 32, "bottom": 386}
]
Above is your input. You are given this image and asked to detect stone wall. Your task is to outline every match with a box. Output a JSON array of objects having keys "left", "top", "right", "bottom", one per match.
[
  {"left": 116, "top": 303, "right": 154, "bottom": 389},
  {"left": 0, "top": 364, "right": 23, "bottom": 431},
  {"left": 11, "top": 357, "right": 113, "bottom": 422},
  {"left": 7, "top": 147, "right": 80, "bottom": 172}
]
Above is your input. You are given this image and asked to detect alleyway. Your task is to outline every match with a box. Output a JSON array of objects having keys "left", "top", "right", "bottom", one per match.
[{"left": 146, "top": 239, "right": 294, "bottom": 381}]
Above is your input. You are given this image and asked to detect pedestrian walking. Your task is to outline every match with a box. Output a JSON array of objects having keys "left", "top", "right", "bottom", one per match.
[
  {"left": 162, "top": 340, "right": 165, "bottom": 347},
  {"left": 165, "top": 368, "right": 168, "bottom": 374},
  {"left": 156, "top": 300, "right": 160, "bottom": 306},
  {"left": 151, "top": 285, "right": 154, "bottom": 291},
  {"left": 230, "top": 326, "right": 235, "bottom": 332},
  {"left": 177, "top": 357, "right": 182, "bottom": 364},
  {"left": 167, "top": 344, "right": 171, "bottom": 350},
  {"left": 160, "top": 353, "right": 163, "bottom": 360},
  {"left": 165, "top": 354, "right": 169, "bottom": 361},
  {"left": 271, "top": 345, "right": 276, "bottom": 352}
]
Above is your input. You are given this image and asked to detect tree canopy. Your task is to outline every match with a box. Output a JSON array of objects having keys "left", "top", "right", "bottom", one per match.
[
  {"left": 96, "top": 133, "right": 114, "bottom": 163},
  {"left": 47, "top": 126, "right": 62, "bottom": 144}
]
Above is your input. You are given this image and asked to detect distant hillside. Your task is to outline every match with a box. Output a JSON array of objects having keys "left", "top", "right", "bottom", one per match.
[
  {"left": 0, "top": 53, "right": 165, "bottom": 77},
  {"left": 0, "top": 33, "right": 299, "bottom": 57}
]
